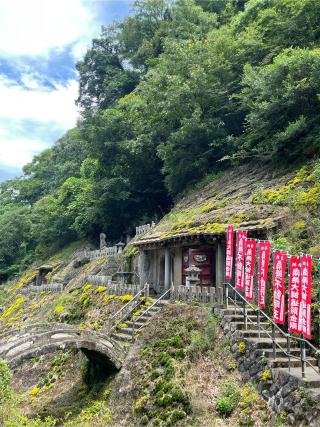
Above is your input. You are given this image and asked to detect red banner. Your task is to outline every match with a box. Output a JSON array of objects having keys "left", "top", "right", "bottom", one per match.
[
  {"left": 273, "top": 251, "right": 287, "bottom": 325},
  {"left": 225, "top": 225, "right": 234, "bottom": 280},
  {"left": 258, "top": 241, "right": 271, "bottom": 308},
  {"left": 244, "top": 240, "right": 256, "bottom": 301},
  {"left": 300, "top": 255, "right": 312, "bottom": 339},
  {"left": 235, "top": 231, "right": 247, "bottom": 290},
  {"left": 288, "top": 256, "right": 301, "bottom": 334}
]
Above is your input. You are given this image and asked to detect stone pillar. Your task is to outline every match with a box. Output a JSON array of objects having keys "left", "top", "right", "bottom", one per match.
[
  {"left": 164, "top": 248, "right": 171, "bottom": 290},
  {"left": 100, "top": 233, "right": 107, "bottom": 250},
  {"left": 216, "top": 239, "right": 225, "bottom": 303},
  {"left": 139, "top": 250, "right": 148, "bottom": 286}
]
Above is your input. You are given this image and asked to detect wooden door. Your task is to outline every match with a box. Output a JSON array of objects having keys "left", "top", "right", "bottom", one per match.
[{"left": 182, "top": 248, "right": 213, "bottom": 287}]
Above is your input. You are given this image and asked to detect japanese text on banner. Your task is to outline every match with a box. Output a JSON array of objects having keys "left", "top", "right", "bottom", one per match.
[
  {"left": 300, "top": 255, "right": 312, "bottom": 339},
  {"left": 258, "top": 241, "right": 271, "bottom": 308},
  {"left": 245, "top": 240, "right": 256, "bottom": 301},
  {"left": 288, "top": 256, "right": 301, "bottom": 334},
  {"left": 273, "top": 251, "right": 287, "bottom": 325},
  {"left": 235, "top": 231, "right": 247, "bottom": 290},
  {"left": 225, "top": 225, "right": 234, "bottom": 280}
]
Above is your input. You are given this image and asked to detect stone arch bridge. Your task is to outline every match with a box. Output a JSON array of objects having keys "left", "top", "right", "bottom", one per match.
[{"left": 0, "top": 323, "right": 125, "bottom": 370}]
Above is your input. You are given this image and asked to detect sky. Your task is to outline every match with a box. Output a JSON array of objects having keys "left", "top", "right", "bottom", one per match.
[{"left": 0, "top": 0, "right": 133, "bottom": 181}]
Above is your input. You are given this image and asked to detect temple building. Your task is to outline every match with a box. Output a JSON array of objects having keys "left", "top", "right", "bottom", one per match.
[{"left": 132, "top": 164, "right": 289, "bottom": 299}]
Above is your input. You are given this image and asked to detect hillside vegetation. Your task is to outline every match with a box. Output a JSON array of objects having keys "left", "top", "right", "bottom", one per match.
[
  {"left": 1, "top": 0, "right": 320, "bottom": 280},
  {"left": 0, "top": 289, "right": 287, "bottom": 427}
]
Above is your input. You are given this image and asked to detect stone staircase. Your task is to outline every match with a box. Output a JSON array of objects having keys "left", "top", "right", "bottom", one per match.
[
  {"left": 216, "top": 302, "right": 320, "bottom": 422},
  {"left": 110, "top": 299, "right": 167, "bottom": 346}
]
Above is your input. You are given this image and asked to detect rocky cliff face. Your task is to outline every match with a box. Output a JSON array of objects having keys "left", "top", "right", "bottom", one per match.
[{"left": 134, "top": 160, "right": 320, "bottom": 257}]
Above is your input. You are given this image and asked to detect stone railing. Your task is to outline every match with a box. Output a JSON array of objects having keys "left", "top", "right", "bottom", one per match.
[
  {"left": 135, "top": 222, "right": 156, "bottom": 237},
  {"left": 170, "top": 285, "right": 215, "bottom": 304},
  {"left": 86, "top": 275, "right": 112, "bottom": 286},
  {"left": 85, "top": 275, "right": 143, "bottom": 296},
  {"left": 19, "top": 283, "right": 64, "bottom": 294},
  {"left": 74, "top": 246, "right": 118, "bottom": 260}
]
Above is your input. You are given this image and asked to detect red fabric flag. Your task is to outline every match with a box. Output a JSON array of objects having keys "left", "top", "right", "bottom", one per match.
[
  {"left": 273, "top": 251, "right": 287, "bottom": 325},
  {"left": 225, "top": 225, "right": 234, "bottom": 280},
  {"left": 258, "top": 241, "right": 271, "bottom": 308},
  {"left": 300, "top": 255, "right": 312, "bottom": 339},
  {"left": 244, "top": 239, "right": 256, "bottom": 301},
  {"left": 288, "top": 256, "right": 301, "bottom": 334},
  {"left": 235, "top": 231, "right": 247, "bottom": 290}
]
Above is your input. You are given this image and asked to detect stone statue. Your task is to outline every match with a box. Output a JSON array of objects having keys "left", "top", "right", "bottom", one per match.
[{"left": 100, "top": 233, "right": 107, "bottom": 250}]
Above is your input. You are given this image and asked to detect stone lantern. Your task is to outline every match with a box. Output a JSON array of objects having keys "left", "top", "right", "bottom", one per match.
[
  {"left": 116, "top": 242, "right": 125, "bottom": 254},
  {"left": 185, "top": 265, "right": 201, "bottom": 287}
]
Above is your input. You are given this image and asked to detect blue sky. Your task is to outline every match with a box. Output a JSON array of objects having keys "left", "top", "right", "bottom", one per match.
[{"left": 0, "top": 0, "right": 133, "bottom": 181}]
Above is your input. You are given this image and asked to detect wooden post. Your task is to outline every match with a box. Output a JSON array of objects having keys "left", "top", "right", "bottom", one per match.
[
  {"left": 164, "top": 248, "right": 171, "bottom": 290},
  {"left": 215, "top": 238, "right": 225, "bottom": 304}
]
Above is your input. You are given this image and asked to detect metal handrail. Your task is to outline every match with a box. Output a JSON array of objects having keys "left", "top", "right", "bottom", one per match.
[
  {"left": 224, "top": 283, "right": 320, "bottom": 378},
  {"left": 109, "top": 284, "right": 149, "bottom": 332},
  {"left": 131, "top": 287, "right": 172, "bottom": 339}
]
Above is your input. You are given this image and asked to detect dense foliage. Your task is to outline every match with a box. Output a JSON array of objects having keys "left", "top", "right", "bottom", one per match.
[{"left": 1, "top": 0, "right": 320, "bottom": 279}]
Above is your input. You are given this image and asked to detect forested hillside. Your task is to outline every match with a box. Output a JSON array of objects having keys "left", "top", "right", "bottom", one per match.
[{"left": 1, "top": 0, "right": 320, "bottom": 280}]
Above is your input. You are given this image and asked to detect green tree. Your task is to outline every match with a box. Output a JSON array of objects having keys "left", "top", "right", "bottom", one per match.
[
  {"left": 76, "top": 33, "right": 139, "bottom": 114},
  {"left": 238, "top": 48, "right": 320, "bottom": 159}
]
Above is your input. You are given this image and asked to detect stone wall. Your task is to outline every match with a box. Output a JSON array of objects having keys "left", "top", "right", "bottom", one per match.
[{"left": 218, "top": 312, "right": 320, "bottom": 426}]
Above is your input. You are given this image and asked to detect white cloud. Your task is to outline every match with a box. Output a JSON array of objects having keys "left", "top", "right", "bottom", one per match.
[
  {"left": 0, "top": 75, "right": 78, "bottom": 128},
  {"left": 0, "top": 0, "right": 132, "bottom": 179},
  {"left": 0, "top": 135, "right": 45, "bottom": 169},
  {"left": 0, "top": 75, "right": 79, "bottom": 170},
  {"left": 0, "top": 0, "right": 97, "bottom": 58}
]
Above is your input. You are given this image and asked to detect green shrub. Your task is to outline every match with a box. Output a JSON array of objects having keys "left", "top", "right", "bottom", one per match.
[
  {"left": 259, "top": 369, "right": 272, "bottom": 382},
  {"left": 158, "top": 351, "right": 172, "bottom": 366},
  {"left": 141, "top": 414, "right": 149, "bottom": 425},
  {"left": 188, "top": 330, "right": 210, "bottom": 358},
  {"left": 187, "top": 316, "right": 217, "bottom": 359},
  {"left": 134, "top": 394, "right": 149, "bottom": 412},
  {"left": 216, "top": 382, "right": 241, "bottom": 417},
  {"left": 216, "top": 397, "right": 235, "bottom": 417},
  {"left": 166, "top": 409, "right": 186, "bottom": 425},
  {"left": 0, "top": 358, "right": 12, "bottom": 402}
]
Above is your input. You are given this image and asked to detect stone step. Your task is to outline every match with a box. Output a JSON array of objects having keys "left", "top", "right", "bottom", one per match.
[
  {"left": 112, "top": 332, "right": 132, "bottom": 342},
  {"left": 141, "top": 310, "right": 160, "bottom": 318},
  {"left": 241, "top": 330, "right": 284, "bottom": 339},
  {"left": 249, "top": 337, "right": 300, "bottom": 350},
  {"left": 224, "top": 314, "right": 270, "bottom": 322},
  {"left": 116, "top": 327, "right": 134, "bottom": 335},
  {"left": 221, "top": 308, "right": 257, "bottom": 316},
  {"left": 229, "top": 321, "right": 270, "bottom": 331},
  {"left": 145, "top": 307, "right": 161, "bottom": 314},
  {"left": 269, "top": 357, "right": 317, "bottom": 369},
  {"left": 279, "top": 367, "right": 320, "bottom": 388},
  {"left": 126, "top": 321, "right": 145, "bottom": 328},
  {"left": 260, "top": 348, "right": 302, "bottom": 358}
]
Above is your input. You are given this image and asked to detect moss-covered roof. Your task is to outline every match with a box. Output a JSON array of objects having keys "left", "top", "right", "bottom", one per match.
[{"left": 134, "top": 163, "right": 292, "bottom": 246}]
